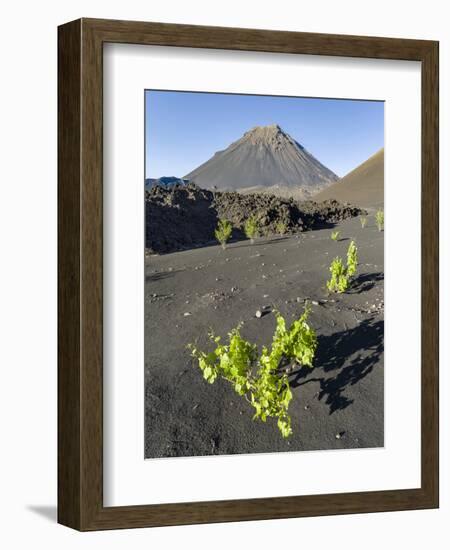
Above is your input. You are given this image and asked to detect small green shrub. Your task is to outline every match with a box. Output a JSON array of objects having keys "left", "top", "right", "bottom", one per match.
[
  {"left": 244, "top": 216, "right": 259, "bottom": 243},
  {"left": 275, "top": 221, "right": 288, "bottom": 235},
  {"left": 189, "top": 305, "right": 317, "bottom": 438},
  {"left": 375, "top": 210, "right": 384, "bottom": 231},
  {"left": 326, "top": 240, "right": 358, "bottom": 293},
  {"left": 360, "top": 216, "right": 367, "bottom": 228},
  {"left": 326, "top": 257, "right": 348, "bottom": 293},
  {"left": 215, "top": 219, "right": 233, "bottom": 249},
  {"left": 346, "top": 240, "right": 358, "bottom": 277},
  {"left": 331, "top": 230, "right": 340, "bottom": 242}
]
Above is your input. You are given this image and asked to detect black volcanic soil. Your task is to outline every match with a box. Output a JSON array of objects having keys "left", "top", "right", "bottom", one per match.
[
  {"left": 145, "top": 183, "right": 363, "bottom": 254},
  {"left": 145, "top": 215, "right": 384, "bottom": 458}
]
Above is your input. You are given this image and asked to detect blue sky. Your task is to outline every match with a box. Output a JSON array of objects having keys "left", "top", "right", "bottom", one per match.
[{"left": 145, "top": 90, "right": 384, "bottom": 179}]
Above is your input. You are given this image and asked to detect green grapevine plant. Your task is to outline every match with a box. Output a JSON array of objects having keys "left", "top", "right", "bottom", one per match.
[
  {"left": 244, "top": 216, "right": 259, "bottom": 243},
  {"left": 326, "top": 257, "right": 348, "bottom": 293},
  {"left": 346, "top": 240, "right": 358, "bottom": 277},
  {"left": 275, "top": 221, "right": 288, "bottom": 235},
  {"left": 326, "top": 240, "right": 358, "bottom": 293},
  {"left": 215, "top": 219, "right": 233, "bottom": 249},
  {"left": 331, "top": 230, "right": 340, "bottom": 242},
  {"left": 189, "top": 305, "right": 317, "bottom": 438},
  {"left": 375, "top": 210, "right": 384, "bottom": 232}
]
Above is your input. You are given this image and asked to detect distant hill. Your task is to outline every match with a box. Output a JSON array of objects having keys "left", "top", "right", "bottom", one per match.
[
  {"left": 184, "top": 124, "right": 338, "bottom": 200},
  {"left": 315, "top": 148, "right": 384, "bottom": 209},
  {"left": 145, "top": 176, "right": 190, "bottom": 190}
]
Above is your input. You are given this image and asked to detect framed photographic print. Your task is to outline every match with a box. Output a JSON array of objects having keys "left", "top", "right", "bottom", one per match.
[{"left": 58, "top": 18, "right": 439, "bottom": 530}]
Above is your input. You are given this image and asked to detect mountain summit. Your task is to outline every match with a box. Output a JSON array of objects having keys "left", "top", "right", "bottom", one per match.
[{"left": 184, "top": 124, "right": 338, "bottom": 199}]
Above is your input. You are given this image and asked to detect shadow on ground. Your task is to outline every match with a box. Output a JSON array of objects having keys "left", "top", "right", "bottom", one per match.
[
  {"left": 145, "top": 269, "right": 183, "bottom": 283},
  {"left": 233, "top": 236, "right": 290, "bottom": 248},
  {"left": 290, "top": 316, "right": 384, "bottom": 414},
  {"left": 348, "top": 272, "right": 384, "bottom": 294}
]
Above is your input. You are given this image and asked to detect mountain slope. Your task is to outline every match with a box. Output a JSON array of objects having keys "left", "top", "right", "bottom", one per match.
[
  {"left": 184, "top": 124, "right": 338, "bottom": 199},
  {"left": 315, "top": 148, "right": 384, "bottom": 209}
]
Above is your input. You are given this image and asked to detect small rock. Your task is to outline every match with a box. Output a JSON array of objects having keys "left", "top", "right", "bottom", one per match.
[
  {"left": 183, "top": 312, "right": 191, "bottom": 317},
  {"left": 192, "top": 404, "right": 199, "bottom": 411},
  {"left": 311, "top": 300, "right": 319, "bottom": 306},
  {"left": 263, "top": 294, "right": 269, "bottom": 298},
  {"left": 255, "top": 310, "right": 262, "bottom": 318},
  {"left": 304, "top": 405, "right": 309, "bottom": 411},
  {"left": 335, "top": 433, "right": 341, "bottom": 439},
  {"left": 231, "top": 286, "right": 238, "bottom": 292}
]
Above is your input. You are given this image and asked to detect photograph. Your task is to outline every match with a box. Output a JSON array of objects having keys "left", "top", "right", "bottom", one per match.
[{"left": 144, "top": 90, "right": 385, "bottom": 459}]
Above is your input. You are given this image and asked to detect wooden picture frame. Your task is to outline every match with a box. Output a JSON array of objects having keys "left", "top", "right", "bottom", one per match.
[{"left": 58, "top": 18, "right": 439, "bottom": 531}]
